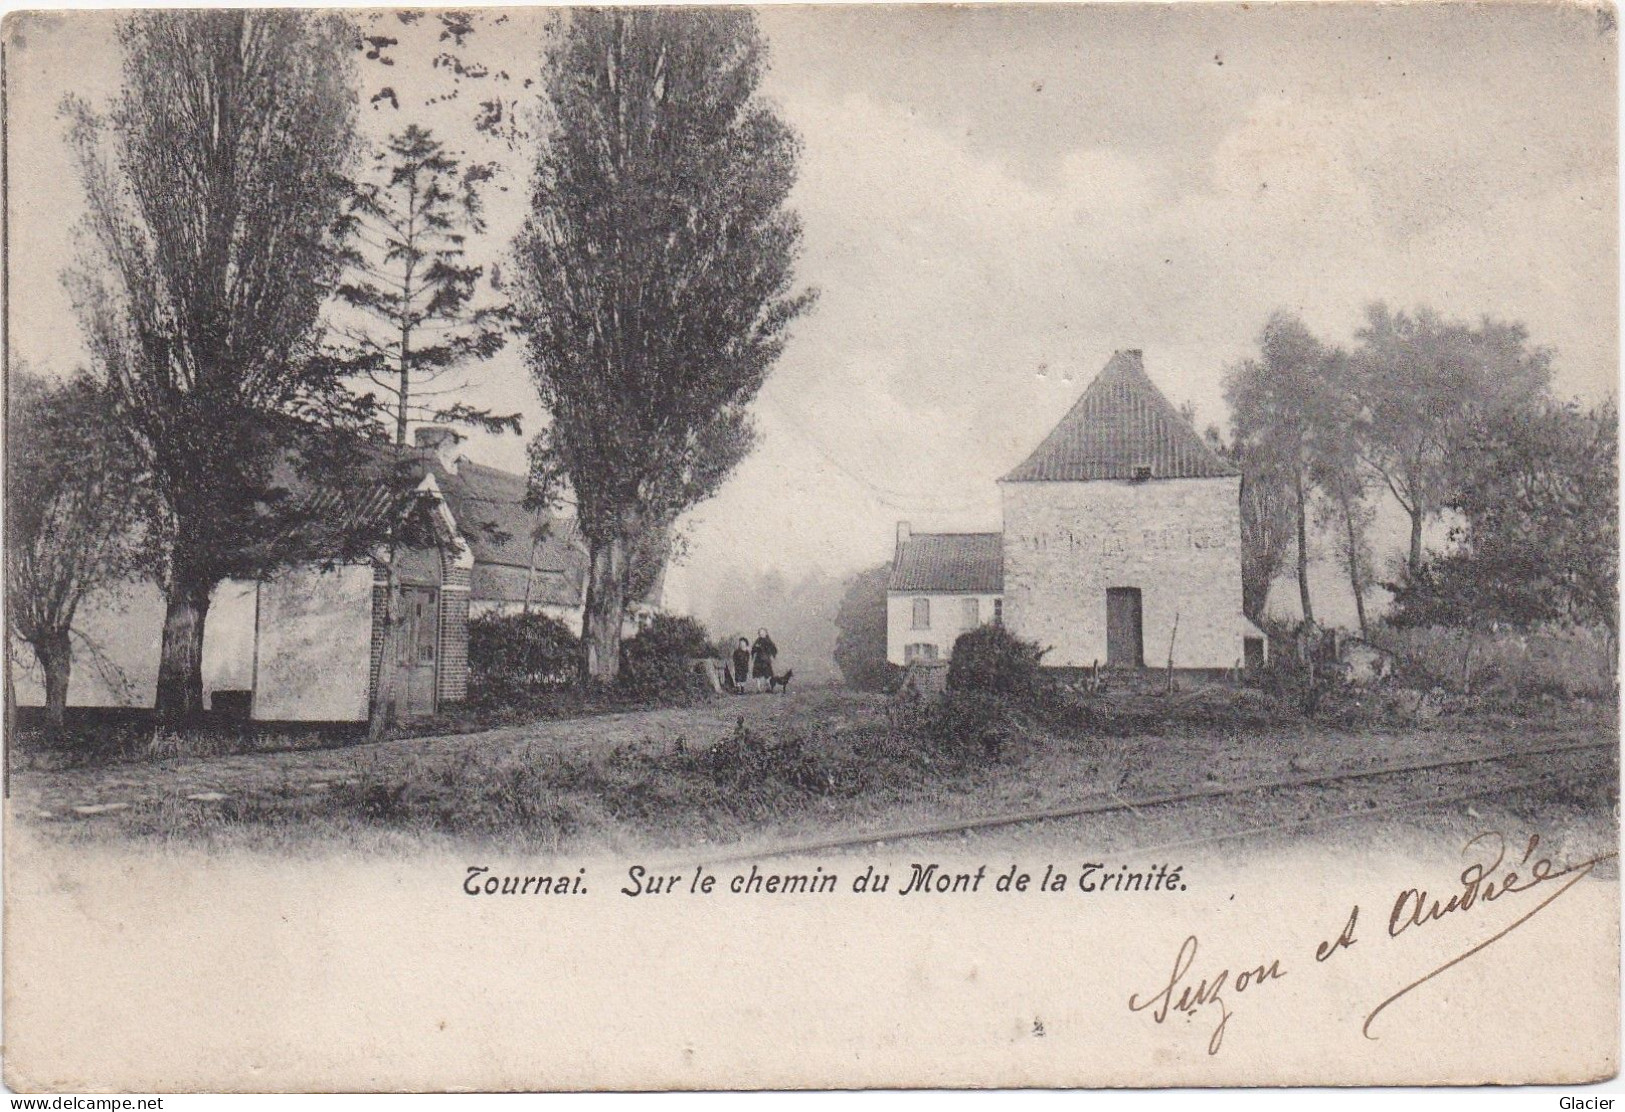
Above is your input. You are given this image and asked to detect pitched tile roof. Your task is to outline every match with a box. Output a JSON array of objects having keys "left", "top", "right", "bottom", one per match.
[
  {"left": 888, "top": 532, "right": 1004, "bottom": 593},
  {"left": 260, "top": 434, "right": 448, "bottom": 564},
  {"left": 429, "top": 459, "right": 585, "bottom": 575},
  {"left": 418, "top": 455, "right": 661, "bottom": 608},
  {"left": 1002, "top": 350, "right": 1237, "bottom": 482}
]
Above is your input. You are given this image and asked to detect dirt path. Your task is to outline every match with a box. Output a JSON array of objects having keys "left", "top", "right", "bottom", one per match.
[{"left": 13, "top": 689, "right": 861, "bottom": 820}]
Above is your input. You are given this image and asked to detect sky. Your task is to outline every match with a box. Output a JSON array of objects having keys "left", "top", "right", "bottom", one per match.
[{"left": 5, "top": 4, "right": 1618, "bottom": 636}]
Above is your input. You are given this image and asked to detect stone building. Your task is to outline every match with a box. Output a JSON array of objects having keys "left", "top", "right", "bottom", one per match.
[{"left": 888, "top": 349, "right": 1264, "bottom": 671}]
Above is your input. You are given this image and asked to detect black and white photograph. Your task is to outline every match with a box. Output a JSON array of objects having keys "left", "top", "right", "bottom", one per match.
[{"left": 1, "top": 1, "right": 1619, "bottom": 1093}]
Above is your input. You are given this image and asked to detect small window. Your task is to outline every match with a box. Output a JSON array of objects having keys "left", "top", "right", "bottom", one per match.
[
  {"left": 416, "top": 590, "right": 438, "bottom": 664},
  {"left": 1133, "top": 465, "right": 1152, "bottom": 481},
  {"left": 905, "top": 643, "right": 939, "bottom": 663},
  {"left": 912, "top": 597, "right": 931, "bottom": 629},
  {"left": 962, "top": 597, "right": 980, "bottom": 627},
  {"left": 993, "top": 598, "right": 1003, "bottom": 625}
]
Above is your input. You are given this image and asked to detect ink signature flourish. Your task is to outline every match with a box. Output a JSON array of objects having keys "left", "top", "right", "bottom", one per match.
[{"left": 1363, "top": 832, "right": 1618, "bottom": 1039}]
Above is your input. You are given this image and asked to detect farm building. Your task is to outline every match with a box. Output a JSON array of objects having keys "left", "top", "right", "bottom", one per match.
[
  {"left": 415, "top": 428, "right": 663, "bottom": 632},
  {"left": 14, "top": 427, "right": 664, "bottom": 720},
  {"left": 888, "top": 349, "right": 1265, "bottom": 671},
  {"left": 14, "top": 462, "right": 472, "bottom": 723}
]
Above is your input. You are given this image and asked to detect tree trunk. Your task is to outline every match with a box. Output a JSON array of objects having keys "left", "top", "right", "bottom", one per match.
[
  {"left": 1407, "top": 507, "right": 1424, "bottom": 576},
  {"left": 1295, "top": 472, "right": 1315, "bottom": 626},
  {"left": 35, "top": 629, "right": 73, "bottom": 734},
  {"left": 395, "top": 319, "right": 412, "bottom": 447},
  {"left": 580, "top": 535, "right": 627, "bottom": 686},
  {"left": 154, "top": 574, "right": 215, "bottom": 724},
  {"left": 1342, "top": 501, "right": 1369, "bottom": 639},
  {"left": 369, "top": 571, "right": 401, "bottom": 741}
]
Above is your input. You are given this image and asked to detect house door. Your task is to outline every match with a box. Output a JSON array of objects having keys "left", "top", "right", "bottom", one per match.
[
  {"left": 1106, "top": 588, "right": 1144, "bottom": 667},
  {"left": 397, "top": 586, "right": 439, "bottom": 718}
]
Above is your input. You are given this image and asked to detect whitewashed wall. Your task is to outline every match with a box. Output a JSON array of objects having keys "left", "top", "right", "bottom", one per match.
[
  {"left": 886, "top": 592, "right": 1003, "bottom": 666},
  {"left": 15, "top": 567, "right": 374, "bottom": 721},
  {"left": 252, "top": 565, "right": 374, "bottom": 722}
]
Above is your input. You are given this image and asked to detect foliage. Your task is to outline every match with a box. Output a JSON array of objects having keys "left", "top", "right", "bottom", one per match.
[
  {"left": 352, "top": 10, "right": 536, "bottom": 151},
  {"left": 1202, "top": 430, "right": 1294, "bottom": 624},
  {"left": 66, "top": 10, "right": 385, "bottom": 721},
  {"left": 618, "top": 613, "right": 716, "bottom": 702},
  {"left": 513, "top": 8, "right": 815, "bottom": 683},
  {"left": 1350, "top": 303, "right": 1552, "bottom": 574},
  {"left": 946, "top": 623, "right": 1048, "bottom": 700},
  {"left": 1307, "top": 353, "right": 1378, "bottom": 637},
  {"left": 1224, "top": 312, "right": 1350, "bottom": 626},
  {"left": 1388, "top": 398, "right": 1617, "bottom": 637},
  {"left": 913, "top": 689, "right": 1019, "bottom": 758},
  {"left": 1375, "top": 623, "right": 1614, "bottom": 702},
  {"left": 466, "top": 611, "right": 580, "bottom": 704},
  {"left": 833, "top": 563, "right": 895, "bottom": 692},
  {"left": 329, "top": 124, "right": 515, "bottom": 445},
  {"left": 5, "top": 371, "right": 146, "bottom": 728}
]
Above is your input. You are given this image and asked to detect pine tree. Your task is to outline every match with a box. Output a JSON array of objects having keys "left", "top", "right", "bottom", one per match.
[{"left": 330, "top": 124, "right": 514, "bottom": 446}]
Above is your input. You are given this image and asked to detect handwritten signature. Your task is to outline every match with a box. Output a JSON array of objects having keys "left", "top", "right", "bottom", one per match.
[
  {"left": 1127, "top": 934, "right": 1286, "bottom": 1055},
  {"left": 1363, "top": 832, "right": 1618, "bottom": 1039},
  {"left": 1126, "top": 831, "right": 1615, "bottom": 1056}
]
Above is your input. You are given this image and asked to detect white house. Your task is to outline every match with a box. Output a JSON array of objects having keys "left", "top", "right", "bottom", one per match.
[
  {"left": 887, "top": 349, "right": 1265, "bottom": 672},
  {"left": 886, "top": 526, "right": 1004, "bottom": 665}
]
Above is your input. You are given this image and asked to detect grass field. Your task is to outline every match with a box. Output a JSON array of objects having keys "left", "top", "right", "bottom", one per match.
[{"left": 11, "top": 681, "right": 1617, "bottom": 859}]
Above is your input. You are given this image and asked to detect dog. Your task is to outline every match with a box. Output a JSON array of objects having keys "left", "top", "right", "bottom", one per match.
[{"left": 769, "top": 668, "right": 794, "bottom": 694}]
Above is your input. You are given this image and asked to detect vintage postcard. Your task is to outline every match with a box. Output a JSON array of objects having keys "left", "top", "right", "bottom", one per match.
[{"left": 1, "top": 1, "right": 1618, "bottom": 1093}]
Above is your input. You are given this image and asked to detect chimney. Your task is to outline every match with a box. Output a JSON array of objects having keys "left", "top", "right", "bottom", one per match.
[
  {"left": 414, "top": 425, "right": 465, "bottom": 474},
  {"left": 895, "top": 521, "right": 911, "bottom": 558}
]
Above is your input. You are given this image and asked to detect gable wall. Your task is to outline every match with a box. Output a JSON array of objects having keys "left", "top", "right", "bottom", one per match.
[
  {"left": 254, "top": 565, "right": 374, "bottom": 721},
  {"left": 1001, "top": 476, "right": 1244, "bottom": 669}
]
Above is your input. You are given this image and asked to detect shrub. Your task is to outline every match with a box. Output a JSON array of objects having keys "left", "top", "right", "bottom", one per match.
[
  {"left": 468, "top": 611, "right": 579, "bottom": 704},
  {"left": 920, "top": 687, "right": 1012, "bottom": 757},
  {"left": 946, "top": 623, "right": 1047, "bottom": 699},
  {"left": 1374, "top": 622, "right": 1614, "bottom": 701},
  {"left": 619, "top": 613, "right": 715, "bottom": 702},
  {"left": 702, "top": 717, "right": 842, "bottom": 797},
  {"left": 833, "top": 563, "right": 894, "bottom": 691}
]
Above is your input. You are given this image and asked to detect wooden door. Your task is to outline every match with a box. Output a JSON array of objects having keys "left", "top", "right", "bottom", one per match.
[
  {"left": 397, "top": 586, "right": 439, "bottom": 718},
  {"left": 1106, "top": 588, "right": 1144, "bottom": 668}
]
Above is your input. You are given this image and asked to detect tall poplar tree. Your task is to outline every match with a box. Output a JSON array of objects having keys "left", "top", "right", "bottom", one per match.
[{"left": 513, "top": 9, "right": 814, "bottom": 684}]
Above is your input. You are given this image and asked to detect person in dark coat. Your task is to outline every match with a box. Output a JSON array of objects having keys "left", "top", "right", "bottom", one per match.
[
  {"left": 751, "top": 628, "right": 777, "bottom": 693},
  {"left": 730, "top": 637, "right": 752, "bottom": 693}
]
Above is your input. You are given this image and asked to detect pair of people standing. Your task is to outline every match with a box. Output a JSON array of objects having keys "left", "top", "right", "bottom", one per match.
[{"left": 729, "top": 629, "right": 779, "bottom": 693}]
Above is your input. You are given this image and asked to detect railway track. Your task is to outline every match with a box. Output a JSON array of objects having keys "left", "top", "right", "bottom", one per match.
[{"left": 678, "top": 736, "right": 1617, "bottom": 868}]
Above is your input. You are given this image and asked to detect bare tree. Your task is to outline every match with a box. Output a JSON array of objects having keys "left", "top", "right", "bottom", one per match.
[
  {"left": 6, "top": 371, "right": 144, "bottom": 731},
  {"left": 513, "top": 9, "right": 815, "bottom": 685},
  {"left": 67, "top": 10, "right": 374, "bottom": 723}
]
